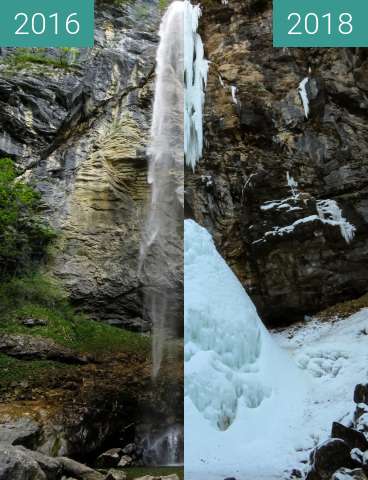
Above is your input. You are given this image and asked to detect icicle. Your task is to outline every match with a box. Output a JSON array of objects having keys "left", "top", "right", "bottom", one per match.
[
  {"left": 184, "top": 1, "right": 208, "bottom": 170},
  {"left": 298, "top": 77, "right": 310, "bottom": 118}
]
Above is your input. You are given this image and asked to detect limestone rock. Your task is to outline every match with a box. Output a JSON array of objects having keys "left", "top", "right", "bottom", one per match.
[
  {"left": 96, "top": 448, "right": 123, "bottom": 468},
  {"left": 58, "top": 456, "right": 104, "bottom": 480},
  {"left": 0, "top": 417, "right": 40, "bottom": 449},
  {"left": 0, "top": 444, "right": 46, "bottom": 480},
  {"left": 0, "top": 0, "right": 160, "bottom": 331},
  {"left": 117, "top": 455, "right": 132, "bottom": 468},
  {"left": 0, "top": 334, "right": 89, "bottom": 364},
  {"left": 104, "top": 469, "right": 127, "bottom": 480}
]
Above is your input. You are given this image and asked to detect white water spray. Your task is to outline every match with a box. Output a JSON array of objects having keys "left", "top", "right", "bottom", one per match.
[{"left": 140, "top": 1, "right": 184, "bottom": 379}]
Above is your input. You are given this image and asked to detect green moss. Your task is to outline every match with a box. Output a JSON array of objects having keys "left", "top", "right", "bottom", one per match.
[
  {"left": 51, "top": 436, "right": 63, "bottom": 457},
  {"left": 123, "top": 467, "right": 183, "bottom": 480},
  {"left": 159, "top": 0, "right": 170, "bottom": 11},
  {"left": 0, "top": 353, "right": 73, "bottom": 385},
  {"left": 0, "top": 274, "right": 150, "bottom": 356},
  {"left": 2, "top": 48, "right": 79, "bottom": 71}
]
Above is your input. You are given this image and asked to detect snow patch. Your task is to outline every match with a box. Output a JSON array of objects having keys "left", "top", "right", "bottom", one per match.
[
  {"left": 317, "top": 199, "right": 356, "bottom": 244},
  {"left": 287, "top": 171, "right": 298, "bottom": 197},
  {"left": 231, "top": 86, "right": 238, "bottom": 104}
]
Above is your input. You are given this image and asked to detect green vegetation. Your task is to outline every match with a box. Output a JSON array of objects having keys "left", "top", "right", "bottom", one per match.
[
  {"left": 0, "top": 158, "right": 148, "bottom": 389},
  {"left": 3, "top": 47, "right": 80, "bottom": 70},
  {"left": 124, "top": 467, "right": 183, "bottom": 480},
  {"left": 0, "top": 353, "right": 73, "bottom": 385},
  {"left": 0, "top": 274, "right": 150, "bottom": 356},
  {"left": 0, "top": 158, "right": 55, "bottom": 277},
  {"left": 159, "top": 0, "right": 170, "bottom": 11}
]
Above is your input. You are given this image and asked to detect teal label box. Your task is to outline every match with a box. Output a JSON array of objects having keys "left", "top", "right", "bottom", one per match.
[
  {"left": 273, "top": 0, "right": 368, "bottom": 47},
  {"left": 0, "top": 0, "right": 94, "bottom": 47}
]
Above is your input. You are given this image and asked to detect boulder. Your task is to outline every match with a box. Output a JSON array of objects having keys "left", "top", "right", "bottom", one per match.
[
  {"left": 96, "top": 448, "right": 123, "bottom": 468},
  {"left": 0, "top": 417, "right": 40, "bottom": 449},
  {"left": 17, "top": 447, "right": 62, "bottom": 480},
  {"left": 104, "top": 470, "right": 127, "bottom": 480},
  {"left": 117, "top": 455, "right": 133, "bottom": 468},
  {"left": 0, "top": 334, "right": 89, "bottom": 364},
  {"left": 0, "top": 443, "right": 46, "bottom": 480},
  {"left": 22, "top": 318, "right": 48, "bottom": 328},
  {"left": 311, "top": 439, "right": 353, "bottom": 479},
  {"left": 58, "top": 456, "right": 104, "bottom": 480},
  {"left": 355, "top": 385, "right": 368, "bottom": 405},
  {"left": 331, "top": 468, "right": 368, "bottom": 479},
  {"left": 331, "top": 423, "right": 368, "bottom": 451}
]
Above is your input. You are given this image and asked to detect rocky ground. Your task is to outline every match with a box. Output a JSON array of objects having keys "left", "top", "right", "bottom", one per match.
[
  {"left": 0, "top": 328, "right": 183, "bottom": 479},
  {"left": 0, "top": 442, "right": 182, "bottom": 480},
  {"left": 301, "top": 384, "right": 368, "bottom": 480}
]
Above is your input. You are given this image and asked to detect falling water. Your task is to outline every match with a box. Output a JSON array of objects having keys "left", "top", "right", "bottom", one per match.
[
  {"left": 140, "top": 1, "right": 184, "bottom": 379},
  {"left": 141, "top": 425, "right": 184, "bottom": 466}
]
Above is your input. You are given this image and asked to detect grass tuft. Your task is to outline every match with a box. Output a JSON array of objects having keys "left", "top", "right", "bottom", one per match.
[{"left": 0, "top": 274, "right": 149, "bottom": 356}]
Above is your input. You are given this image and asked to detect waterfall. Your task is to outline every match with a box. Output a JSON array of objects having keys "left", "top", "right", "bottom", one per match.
[
  {"left": 142, "top": 424, "right": 184, "bottom": 466},
  {"left": 140, "top": 0, "right": 184, "bottom": 379}
]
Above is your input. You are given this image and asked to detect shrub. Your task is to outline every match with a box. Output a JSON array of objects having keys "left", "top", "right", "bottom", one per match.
[{"left": 0, "top": 158, "right": 55, "bottom": 277}]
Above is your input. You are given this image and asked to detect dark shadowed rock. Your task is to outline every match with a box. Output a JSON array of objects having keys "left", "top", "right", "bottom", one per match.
[
  {"left": 305, "top": 470, "right": 321, "bottom": 480},
  {"left": 331, "top": 468, "right": 368, "bottom": 480},
  {"left": 186, "top": 0, "right": 368, "bottom": 326},
  {"left": 354, "top": 385, "right": 368, "bottom": 405},
  {"left": 122, "top": 443, "right": 136, "bottom": 456},
  {"left": 311, "top": 439, "right": 353, "bottom": 479},
  {"left": 332, "top": 422, "right": 368, "bottom": 451}
]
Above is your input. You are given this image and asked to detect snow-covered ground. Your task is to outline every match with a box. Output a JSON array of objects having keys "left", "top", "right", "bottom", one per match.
[{"left": 184, "top": 219, "right": 368, "bottom": 480}]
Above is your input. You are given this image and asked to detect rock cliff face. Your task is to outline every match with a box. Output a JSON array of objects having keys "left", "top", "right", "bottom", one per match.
[
  {"left": 0, "top": 0, "right": 160, "bottom": 330},
  {"left": 186, "top": 0, "right": 368, "bottom": 325}
]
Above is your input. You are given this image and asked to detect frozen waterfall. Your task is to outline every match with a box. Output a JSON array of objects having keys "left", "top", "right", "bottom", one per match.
[
  {"left": 184, "top": 219, "right": 306, "bottom": 478},
  {"left": 184, "top": 1, "right": 208, "bottom": 170},
  {"left": 140, "top": 1, "right": 184, "bottom": 379}
]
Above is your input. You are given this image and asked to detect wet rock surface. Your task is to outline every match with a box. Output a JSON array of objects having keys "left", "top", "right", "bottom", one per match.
[{"left": 186, "top": 0, "right": 368, "bottom": 326}]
